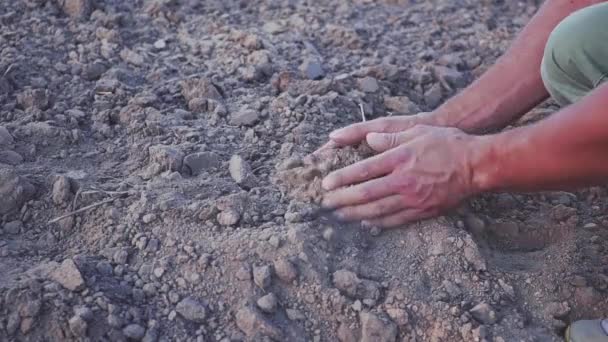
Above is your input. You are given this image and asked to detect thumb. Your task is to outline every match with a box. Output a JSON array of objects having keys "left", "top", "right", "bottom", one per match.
[{"left": 366, "top": 132, "right": 404, "bottom": 152}]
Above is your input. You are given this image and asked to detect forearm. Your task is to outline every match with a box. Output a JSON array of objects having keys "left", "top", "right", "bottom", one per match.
[
  {"left": 430, "top": 0, "right": 602, "bottom": 133},
  {"left": 472, "top": 83, "right": 608, "bottom": 192}
]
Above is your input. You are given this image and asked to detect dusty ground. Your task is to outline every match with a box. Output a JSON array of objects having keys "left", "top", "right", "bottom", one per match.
[{"left": 1, "top": 0, "right": 608, "bottom": 341}]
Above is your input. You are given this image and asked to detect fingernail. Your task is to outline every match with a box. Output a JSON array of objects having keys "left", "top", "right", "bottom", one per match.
[{"left": 329, "top": 129, "right": 343, "bottom": 140}]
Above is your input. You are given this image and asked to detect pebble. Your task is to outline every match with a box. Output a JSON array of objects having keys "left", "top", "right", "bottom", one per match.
[
  {"left": 83, "top": 62, "right": 107, "bottom": 81},
  {"left": 123, "top": 324, "right": 146, "bottom": 340},
  {"left": 253, "top": 265, "right": 272, "bottom": 289},
  {"left": 236, "top": 307, "right": 282, "bottom": 339},
  {"left": 217, "top": 209, "right": 241, "bottom": 226},
  {"left": 148, "top": 145, "right": 184, "bottom": 173},
  {"left": 176, "top": 297, "right": 207, "bottom": 323},
  {"left": 52, "top": 176, "right": 73, "bottom": 205},
  {"left": 69, "top": 315, "right": 88, "bottom": 337},
  {"left": 183, "top": 152, "right": 221, "bottom": 176},
  {"left": 229, "top": 154, "right": 256, "bottom": 187},
  {"left": 0, "top": 126, "right": 14, "bottom": 146},
  {"left": 229, "top": 108, "right": 260, "bottom": 127},
  {"left": 424, "top": 83, "right": 443, "bottom": 108},
  {"left": 154, "top": 39, "right": 167, "bottom": 50},
  {"left": 256, "top": 293, "right": 278, "bottom": 313},
  {"left": 4, "top": 220, "right": 22, "bottom": 234},
  {"left": 300, "top": 60, "right": 325, "bottom": 80},
  {"left": 360, "top": 312, "right": 397, "bottom": 342},
  {"left": 263, "top": 21, "right": 287, "bottom": 34},
  {"left": 470, "top": 302, "right": 497, "bottom": 325},
  {"left": 51, "top": 259, "right": 85, "bottom": 291},
  {"left": 60, "top": 0, "right": 92, "bottom": 19},
  {"left": 0, "top": 150, "right": 23, "bottom": 165},
  {"left": 273, "top": 258, "right": 298, "bottom": 283},
  {"left": 359, "top": 76, "right": 379, "bottom": 93}
]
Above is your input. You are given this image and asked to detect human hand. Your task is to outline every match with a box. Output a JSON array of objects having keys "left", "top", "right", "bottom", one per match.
[
  {"left": 315, "top": 112, "right": 436, "bottom": 153},
  {"left": 321, "top": 125, "right": 483, "bottom": 228}
]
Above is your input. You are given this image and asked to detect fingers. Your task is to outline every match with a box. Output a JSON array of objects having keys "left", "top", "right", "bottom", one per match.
[
  {"left": 366, "top": 130, "right": 421, "bottom": 153},
  {"left": 329, "top": 117, "right": 414, "bottom": 146},
  {"left": 333, "top": 194, "right": 406, "bottom": 221},
  {"left": 362, "top": 208, "right": 435, "bottom": 228},
  {"left": 322, "top": 147, "right": 411, "bottom": 191},
  {"left": 322, "top": 175, "right": 403, "bottom": 209}
]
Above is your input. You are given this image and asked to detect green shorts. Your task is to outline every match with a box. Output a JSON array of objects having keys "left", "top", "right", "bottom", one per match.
[{"left": 541, "top": 2, "right": 608, "bottom": 106}]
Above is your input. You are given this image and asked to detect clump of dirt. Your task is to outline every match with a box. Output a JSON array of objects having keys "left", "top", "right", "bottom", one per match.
[{"left": 276, "top": 144, "right": 374, "bottom": 203}]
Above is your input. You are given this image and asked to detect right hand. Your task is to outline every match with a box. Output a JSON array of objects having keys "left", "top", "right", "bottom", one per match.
[{"left": 316, "top": 112, "right": 437, "bottom": 153}]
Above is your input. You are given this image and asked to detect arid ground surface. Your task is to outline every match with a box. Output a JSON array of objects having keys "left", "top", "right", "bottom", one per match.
[{"left": 1, "top": 0, "right": 608, "bottom": 341}]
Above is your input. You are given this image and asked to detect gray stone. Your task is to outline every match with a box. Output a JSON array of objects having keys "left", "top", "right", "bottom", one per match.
[
  {"left": 263, "top": 21, "right": 287, "bottom": 34},
  {"left": 286, "top": 308, "right": 305, "bottom": 321},
  {"left": 0, "top": 150, "right": 23, "bottom": 165},
  {"left": 424, "top": 83, "right": 443, "bottom": 108},
  {"left": 229, "top": 108, "right": 259, "bottom": 126},
  {"left": 180, "top": 78, "right": 223, "bottom": 103},
  {"left": 0, "top": 126, "right": 14, "bottom": 146},
  {"left": 123, "top": 324, "right": 146, "bottom": 340},
  {"left": 360, "top": 312, "right": 397, "bottom": 342},
  {"left": 83, "top": 62, "right": 107, "bottom": 81},
  {"left": 300, "top": 60, "right": 325, "bottom": 80},
  {"left": 229, "top": 154, "right": 257, "bottom": 189},
  {"left": 50, "top": 259, "right": 85, "bottom": 291},
  {"left": 257, "top": 293, "right": 278, "bottom": 313},
  {"left": 149, "top": 145, "right": 184, "bottom": 173},
  {"left": 470, "top": 302, "right": 497, "bottom": 325},
  {"left": 183, "top": 152, "right": 221, "bottom": 176},
  {"left": 216, "top": 209, "right": 240, "bottom": 226},
  {"left": 274, "top": 258, "right": 298, "bottom": 283},
  {"left": 176, "top": 297, "right": 207, "bottom": 323},
  {"left": 52, "top": 175, "right": 73, "bottom": 205},
  {"left": 4, "top": 220, "right": 22, "bottom": 234},
  {"left": 17, "top": 88, "right": 51, "bottom": 110},
  {"left": 69, "top": 315, "right": 88, "bottom": 337},
  {"left": 74, "top": 306, "right": 93, "bottom": 321},
  {"left": 359, "top": 77, "right": 379, "bottom": 93},
  {"left": 59, "top": 0, "right": 92, "bottom": 19},
  {"left": 253, "top": 265, "right": 272, "bottom": 290},
  {"left": 235, "top": 307, "right": 282, "bottom": 339}
]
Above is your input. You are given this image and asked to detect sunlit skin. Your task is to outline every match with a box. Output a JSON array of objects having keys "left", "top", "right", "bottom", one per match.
[{"left": 319, "top": 0, "right": 608, "bottom": 228}]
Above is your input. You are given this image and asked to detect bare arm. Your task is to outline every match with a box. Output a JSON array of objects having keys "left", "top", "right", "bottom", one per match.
[
  {"left": 434, "top": 0, "right": 606, "bottom": 133},
  {"left": 326, "top": 0, "right": 604, "bottom": 145},
  {"left": 473, "top": 83, "right": 608, "bottom": 192}
]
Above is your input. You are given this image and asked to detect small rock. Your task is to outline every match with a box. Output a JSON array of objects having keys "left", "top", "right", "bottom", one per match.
[
  {"left": 263, "top": 21, "right": 287, "bottom": 34},
  {"left": 83, "top": 62, "right": 107, "bottom": 81},
  {"left": 338, "top": 322, "right": 359, "bottom": 342},
  {"left": 154, "top": 39, "right": 167, "bottom": 50},
  {"left": 180, "top": 78, "right": 223, "bottom": 103},
  {"left": 383, "top": 96, "right": 418, "bottom": 114},
  {"left": 424, "top": 83, "right": 443, "bottom": 108},
  {"left": 52, "top": 175, "right": 73, "bottom": 205},
  {"left": 274, "top": 258, "right": 298, "bottom": 283},
  {"left": 69, "top": 315, "right": 88, "bottom": 337},
  {"left": 322, "top": 227, "right": 335, "bottom": 242},
  {"left": 18, "top": 299, "right": 42, "bottom": 317},
  {"left": 229, "top": 154, "right": 257, "bottom": 187},
  {"left": 360, "top": 312, "right": 397, "bottom": 342},
  {"left": 257, "top": 293, "right": 278, "bottom": 313},
  {"left": 0, "top": 126, "right": 14, "bottom": 146},
  {"left": 59, "top": 0, "right": 92, "bottom": 19},
  {"left": 0, "top": 169, "right": 35, "bottom": 216},
  {"left": 176, "top": 297, "right": 207, "bottom": 323},
  {"left": 236, "top": 307, "right": 282, "bottom": 339},
  {"left": 123, "top": 324, "right": 146, "bottom": 340},
  {"left": 253, "top": 265, "right": 272, "bottom": 289},
  {"left": 470, "top": 302, "right": 497, "bottom": 325},
  {"left": 17, "top": 88, "right": 51, "bottom": 110},
  {"left": 120, "top": 49, "right": 145, "bottom": 66},
  {"left": 286, "top": 308, "right": 305, "bottom": 321},
  {"left": 236, "top": 264, "right": 252, "bottom": 281},
  {"left": 149, "top": 145, "right": 184, "bottom": 173},
  {"left": 74, "top": 306, "right": 93, "bottom": 321},
  {"left": 183, "top": 152, "right": 221, "bottom": 176},
  {"left": 359, "top": 77, "right": 379, "bottom": 93},
  {"left": 386, "top": 308, "right": 409, "bottom": 326},
  {"left": 300, "top": 60, "right": 325, "bottom": 80},
  {"left": 4, "top": 220, "right": 22, "bottom": 234},
  {"left": 217, "top": 209, "right": 241, "bottom": 226},
  {"left": 0, "top": 150, "right": 24, "bottom": 165},
  {"left": 50, "top": 259, "right": 85, "bottom": 291},
  {"left": 229, "top": 108, "right": 259, "bottom": 126}
]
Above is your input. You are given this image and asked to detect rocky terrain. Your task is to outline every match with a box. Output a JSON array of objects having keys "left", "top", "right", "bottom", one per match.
[{"left": 1, "top": 0, "right": 608, "bottom": 341}]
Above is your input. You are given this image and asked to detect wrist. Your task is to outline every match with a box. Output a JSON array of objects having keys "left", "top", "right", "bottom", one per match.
[{"left": 467, "top": 133, "right": 505, "bottom": 193}]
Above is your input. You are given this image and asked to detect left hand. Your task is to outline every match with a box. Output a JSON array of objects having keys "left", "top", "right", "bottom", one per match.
[{"left": 321, "top": 125, "right": 482, "bottom": 228}]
